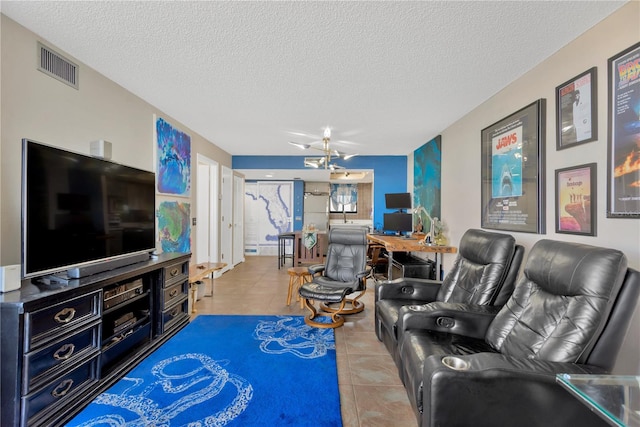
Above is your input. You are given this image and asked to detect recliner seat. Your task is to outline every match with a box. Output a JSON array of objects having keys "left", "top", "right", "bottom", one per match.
[
  {"left": 396, "top": 239, "right": 639, "bottom": 427},
  {"left": 299, "top": 227, "right": 369, "bottom": 328}
]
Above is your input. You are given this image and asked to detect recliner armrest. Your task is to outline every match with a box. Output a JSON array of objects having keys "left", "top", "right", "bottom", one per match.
[
  {"left": 397, "top": 302, "right": 500, "bottom": 339},
  {"left": 307, "top": 264, "right": 325, "bottom": 275},
  {"left": 375, "top": 277, "right": 443, "bottom": 302},
  {"left": 423, "top": 352, "right": 608, "bottom": 427}
]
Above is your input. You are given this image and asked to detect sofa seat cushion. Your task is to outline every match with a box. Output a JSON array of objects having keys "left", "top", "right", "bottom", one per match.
[{"left": 398, "top": 329, "right": 494, "bottom": 416}]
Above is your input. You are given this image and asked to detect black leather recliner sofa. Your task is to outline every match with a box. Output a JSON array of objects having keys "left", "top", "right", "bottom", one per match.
[
  {"left": 375, "top": 229, "right": 524, "bottom": 366},
  {"left": 394, "top": 239, "right": 639, "bottom": 427}
]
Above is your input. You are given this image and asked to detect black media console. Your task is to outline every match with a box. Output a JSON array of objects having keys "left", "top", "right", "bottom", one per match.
[{"left": 0, "top": 252, "right": 191, "bottom": 427}]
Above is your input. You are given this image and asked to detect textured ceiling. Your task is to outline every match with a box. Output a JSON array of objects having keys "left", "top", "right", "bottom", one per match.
[{"left": 0, "top": 1, "right": 626, "bottom": 158}]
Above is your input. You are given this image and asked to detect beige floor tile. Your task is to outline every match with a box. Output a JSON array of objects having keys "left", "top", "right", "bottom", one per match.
[{"left": 353, "top": 385, "right": 418, "bottom": 427}]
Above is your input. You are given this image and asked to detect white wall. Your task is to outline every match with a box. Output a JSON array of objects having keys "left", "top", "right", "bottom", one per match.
[
  {"left": 0, "top": 15, "right": 231, "bottom": 266},
  {"left": 412, "top": 3, "right": 639, "bottom": 373}
]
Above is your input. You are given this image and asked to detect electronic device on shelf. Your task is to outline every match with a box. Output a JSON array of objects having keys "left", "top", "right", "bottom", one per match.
[
  {"left": 21, "top": 139, "right": 156, "bottom": 280},
  {"left": 103, "top": 278, "right": 144, "bottom": 310}
]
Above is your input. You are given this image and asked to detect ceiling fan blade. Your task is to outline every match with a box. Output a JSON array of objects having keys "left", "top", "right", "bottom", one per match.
[
  {"left": 334, "top": 139, "right": 360, "bottom": 147},
  {"left": 289, "top": 141, "right": 310, "bottom": 150},
  {"left": 304, "top": 158, "right": 321, "bottom": 168}
]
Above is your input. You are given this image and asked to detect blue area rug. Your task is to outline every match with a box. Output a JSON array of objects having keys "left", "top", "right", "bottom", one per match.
[{"left": 67, "top": 315, "right": 341, "bottom": 426}]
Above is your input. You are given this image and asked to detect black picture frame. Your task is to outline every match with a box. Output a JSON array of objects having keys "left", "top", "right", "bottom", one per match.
[
  {"left": 556, "top": 67, "right": 598, "bottom": 150},
  {"left": 481, "top": 99, "right": 546, "bottom": 234},
  {"left": 555, "top": 163, "right": 597, "bottom": 236},
  {"left": 607, "top": 41, "right": 640, "bottom": 218}
]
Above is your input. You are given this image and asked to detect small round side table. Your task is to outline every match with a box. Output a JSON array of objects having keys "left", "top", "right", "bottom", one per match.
[{"left": 287, "top": 267, "right": 312, "bottom": 308}]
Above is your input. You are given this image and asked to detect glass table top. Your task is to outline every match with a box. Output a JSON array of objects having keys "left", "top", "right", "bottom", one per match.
[{"left": 557, "top": 374, "right": 640, "bottom": 427}]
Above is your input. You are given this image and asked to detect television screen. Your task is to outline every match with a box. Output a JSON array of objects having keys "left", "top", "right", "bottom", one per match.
[
  {"left": 22, "top": 139, "right": 156, "bottom": 278},
  {"left": 383, "top": 213, "right": 413, "bottom": 235},
  {"left": 385, "top": 192, "right": 412, "bottom": 210}
]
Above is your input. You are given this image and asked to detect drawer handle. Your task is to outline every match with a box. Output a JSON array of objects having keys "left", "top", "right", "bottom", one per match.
[
  {"left": 170, "top": 267, "right": 179, "bottom": 277},
  {"left": 53, "top": 343, "right": 76, "bottom": 360},
  {"left": 169, "top": 289, "right": 179, "bottom": 298},
  {"left": 51, "top": 379, "right": 74, "bottom": 398},
  {"left": 54, "top": 308, "right": 76, "bottom": 324},
  {"left": 170, "top": 307, "right": 179, "bottom": 317}
]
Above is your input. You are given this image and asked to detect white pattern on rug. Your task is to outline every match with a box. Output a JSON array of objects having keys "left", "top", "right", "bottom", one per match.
[
  {"left": 253, "top": 315, "right": 335, "bottom": 359},
  {"left": 73, "top": 353, "right": 252, "bottom": 427}
]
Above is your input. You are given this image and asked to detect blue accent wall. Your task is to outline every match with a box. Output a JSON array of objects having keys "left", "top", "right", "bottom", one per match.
[{"left": 233, "top": 155, "right": 407, "bottom": 229}]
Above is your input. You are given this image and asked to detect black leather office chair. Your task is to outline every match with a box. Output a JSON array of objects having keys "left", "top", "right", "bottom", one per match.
[
  {"left": 396, "top": 239, "right": 638, "bottom": 426},
  {"left": 298, "top": 227, "right": 369, "bottom": 328},
  {"left": 375, "top": 229, "right": 524, "bottom": 365}
]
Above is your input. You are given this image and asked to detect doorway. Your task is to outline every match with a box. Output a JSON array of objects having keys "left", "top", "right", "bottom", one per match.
[
  {"left": 196, "top": 154, "right": 219, "bottom": 268},
  {"left": 220, "top": 166, "right": 233, "bottom": 273}
]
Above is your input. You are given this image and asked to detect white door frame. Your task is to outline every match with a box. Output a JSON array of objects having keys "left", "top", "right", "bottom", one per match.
[
  {"left": 232, "top": 172, "right": 245, "bottom": 266},
  {"left": 196, "top": 154, "right": 219, "bottom": 269},
  {"left": 220, "top": 166, "right": 233, "bottom": 273}
]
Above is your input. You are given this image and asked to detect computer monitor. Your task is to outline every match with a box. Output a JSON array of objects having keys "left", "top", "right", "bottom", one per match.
[
  {"left": 383, "top": 213, "right": 413, "bottom": 235},
  {"left": 385, "top": 193, "right": 411, "bottom": 211}
]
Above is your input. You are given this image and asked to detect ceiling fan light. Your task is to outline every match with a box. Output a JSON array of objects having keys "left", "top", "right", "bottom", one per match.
[
  {"left": 342, "top": 153, "right": 358, "bottom": 160},
  {"left": 324, "top": 128, "right": 331, "bottom": 139}
]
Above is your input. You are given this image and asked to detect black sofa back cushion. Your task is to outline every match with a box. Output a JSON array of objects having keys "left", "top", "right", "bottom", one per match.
[
  {"left": 486, "top": 239, "right": 627, "bottom": 363},
  {"left": 437, "top": 229, "right": 516, "bottom": 305}
]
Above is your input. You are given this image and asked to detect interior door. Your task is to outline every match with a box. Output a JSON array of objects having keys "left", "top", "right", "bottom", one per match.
[
  {"left": 220, "top": 166, "right": 233, "bottom": 272},
  {"left": 232, "top": 173, "right": 245, "bottom": 266},
  {"left": 196, "top": 155, "right": 219, "bottom": 265}
]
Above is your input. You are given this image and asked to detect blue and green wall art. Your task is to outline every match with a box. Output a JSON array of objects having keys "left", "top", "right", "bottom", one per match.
[{"left": 413, "top": 135, "right": 441, "bottom": 233}]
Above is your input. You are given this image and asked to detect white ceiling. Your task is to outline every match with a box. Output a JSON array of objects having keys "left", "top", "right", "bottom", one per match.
[{"left": 0, "top": 1, "right": 626, "bottom": 161}]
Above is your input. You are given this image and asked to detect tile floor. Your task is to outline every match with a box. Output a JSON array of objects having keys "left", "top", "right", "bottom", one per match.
[{"left": 192, "top": 255, "right": 418, "bottom": 427}]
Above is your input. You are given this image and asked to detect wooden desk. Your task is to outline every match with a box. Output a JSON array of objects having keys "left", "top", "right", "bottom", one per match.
[
  {"left": 367, "top": 234, "right": 457, "bottom": 280},
  {"left": 188, "top": 262, "right": 227, "bottom": 313}
]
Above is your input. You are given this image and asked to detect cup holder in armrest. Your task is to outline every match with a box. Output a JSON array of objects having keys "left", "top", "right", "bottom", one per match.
[
  {"left": 441, "top": 356, "right": 470, "bottom": 371},
  {"left": 409, "top": 305, "right": 427, "bottom": 311}
]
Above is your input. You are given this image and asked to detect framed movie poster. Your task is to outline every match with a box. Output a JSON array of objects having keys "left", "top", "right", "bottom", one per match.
[
  {"left": 556, "top": 67, "right": 597, "bottom": 150},
  {"left": 481, "top": 99, "right": 546, "bottom": 234},
  {"left": 607, "top": 41, "right": 640, "bottom": 218},
  {"left": 555, "top": 163, "right": 597, "bottom": 236}
]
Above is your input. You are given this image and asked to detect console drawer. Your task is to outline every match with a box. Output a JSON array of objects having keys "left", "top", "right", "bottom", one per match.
[
  {"left": 161, "top": 298, "right": 188, "bottom": 331},
  {"left": 22, "top": 355, "right": 99, "bottom": 426},
  {"left": 26, "top": 291, "right": 101, "bottom": 351},
  {"left": 24, "top": 321, "right": 100, "bottom": 394},
  {"left": 164, "top": 261, "right": 188, "bottom": 287},
  {"left": 162, "top": 280, "right": 188, "bottom": 309}
]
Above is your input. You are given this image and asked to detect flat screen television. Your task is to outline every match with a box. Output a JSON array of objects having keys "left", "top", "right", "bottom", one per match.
[
  {"left": 385, "top": 192, "right": 412, "bottom": 210},
  {"left": 383, "top": 213, "right": 413, "bottom": 235},
  {"left": 22, "top": 139, "right": 156, "bottom": 279}
]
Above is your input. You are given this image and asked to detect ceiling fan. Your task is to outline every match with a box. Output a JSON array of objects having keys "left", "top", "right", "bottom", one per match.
[{"left": 289, "top": 127, "right": 358, "bottom": 170}]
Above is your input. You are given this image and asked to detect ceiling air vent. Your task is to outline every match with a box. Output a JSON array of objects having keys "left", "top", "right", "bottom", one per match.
[{"left": 37, "top": 42, "right": 78, "bottom": 89}]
